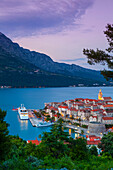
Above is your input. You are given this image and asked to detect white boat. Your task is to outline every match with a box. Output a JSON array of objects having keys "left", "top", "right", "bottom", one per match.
[
  {"left": 36, "top": 121, "right": 54, "bottom": 127},
  {"left": 18, "top": 104, "right": 28, "bottom": 120}
]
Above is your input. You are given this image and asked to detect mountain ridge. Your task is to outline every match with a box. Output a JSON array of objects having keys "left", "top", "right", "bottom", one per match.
[{"left": 0, "top": 32, "right": 109, "bottom": 87}]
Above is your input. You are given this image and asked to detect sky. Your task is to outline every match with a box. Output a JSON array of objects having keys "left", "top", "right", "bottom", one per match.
[{"left": 0, "top": 0, "right": 113, "bottom": 70}]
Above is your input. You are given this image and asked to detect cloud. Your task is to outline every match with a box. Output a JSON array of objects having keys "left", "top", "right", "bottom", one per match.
[{"left": 0, "top": 0, "right": 94, "bottom": 36}]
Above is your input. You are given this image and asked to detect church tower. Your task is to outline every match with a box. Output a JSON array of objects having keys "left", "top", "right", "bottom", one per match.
[{"left": 98, "top": 89, "right": 104, "bottom": 100}]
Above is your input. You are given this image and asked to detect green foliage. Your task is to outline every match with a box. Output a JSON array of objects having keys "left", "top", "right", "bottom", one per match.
[
  {"left": 24, "top": 142, "right": 36, "bottom": 157},
  {"left": 81, "top": 130, "right": 84, "bottom": 135},
  {"left": 105, "top": 124, "right": 113, "bottom": 129},
  {"left": 2, "top": 109, "right": 113, "bottom": 169},
  {"left": 39, "top": 123, "right": 70, "bottom": 159},
  {"left": 25, "top": 156, "right": 43, "bottom": 168},
  {"left": 99, "top": 132, "right": 113, "bottom": 157},
  {"left": 73, "top": 122, "right": 80, "bottom": 126},
  {"left": 69, "top": 137, "right": 89, "bottom": 160},
  {"left": 0, "top": 45, "right": 109, "bottom": 87},
  {"left": 81, "top": 124, "right": 88, "bottom": 128},
  {"left": 83, "top": 23, "right": 113, "bottom": 80},
  {"left": 7, "top": 136, "right": 27, "bottom": 160},
  {"left": 0, "top": 109, "right": 11, "bottom": 161},
  {"left": 90, "top": 146, "right": 98, "bottom": 156},
  {"left": 34, "top": 111, "right": 41, "bottom": 118},
  {"left": 2, "top": 157, "right": 38, "bottom": 170}
]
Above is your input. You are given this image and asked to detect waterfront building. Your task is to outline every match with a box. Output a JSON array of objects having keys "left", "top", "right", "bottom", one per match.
[
  {"left": 86, "top": 135, "right": 102, "bottom": 155},
  {"left": 102, "top": 117, "right": 113, "bottom": 124},
  {"left": 58, "top": 105, "right": 68, "bottom": 117},
  {"left": 44, "top": 90, "right": 113, "bottom": 135},
  {"left": 103, "top": 97, "right": 112, "bottom": 101},
  {"left": 89, "top": 116, "right": 97, "bottom": 122},
  {"left": 100, "top": 104, "right": 113, "bottom": 110}
]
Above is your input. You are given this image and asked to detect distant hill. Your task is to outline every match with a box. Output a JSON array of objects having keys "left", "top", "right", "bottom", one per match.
[{"left": 0, "top": 32, "right": 110, "bottom": 87}]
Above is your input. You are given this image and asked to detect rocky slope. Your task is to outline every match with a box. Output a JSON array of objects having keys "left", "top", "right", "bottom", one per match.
[{"left": 0, "top": 32, "right": 109, "bottom": 87}]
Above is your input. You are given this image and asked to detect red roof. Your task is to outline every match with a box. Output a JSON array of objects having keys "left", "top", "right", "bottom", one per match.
[
  {"left": 90, "top": 116, "right": 97, "bottom": 119},
  {"left": 50, "top": 107, "right": 58, "bottom": 111},
  {"left": 87, "top": 140, "right": 101, "bottom": 145},
  {"left": 91, "top": 109, "right": 103, "bottom": 112},
  {"left": 88, "top": 99, "right": 95, "bottom": 101},
  {"left": 103, "top": 97, "right": 112, "bottom": 100},
  {"left": 27, "top": 138, "right": 41, "bottom": 145},
  {"left": 102, "top": 117, "right": 113, "bottom": 120},
  {"left": 86, "top": 135, "right": 101, "bottom": 140},
  {"left": 106, "top": 101, "right": 113, "bottom": 103},
  {"left": 69, "top": 108, "right": 78, "bottom": 111},
  {"left": 74, "top": 98, "right": 83, "bottom": 100},
  {"left": 97, "top": 103, "right": 103, "bottom": 105},
  {"left": 58, "top": 105, "right": 68, "bottom": 109},
  {"left": 53, "top": 114, "right": 57, "bottom": 117},
  {"left": 103, "top": 105, "right": 113, "bottom": 108},
  {"left": 69, "top": 100, "right": 74, "bottom": 102}
]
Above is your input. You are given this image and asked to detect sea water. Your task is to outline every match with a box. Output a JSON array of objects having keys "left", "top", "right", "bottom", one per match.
[{"left": 0, "top": 86, "right": 113, "bottom": 140}]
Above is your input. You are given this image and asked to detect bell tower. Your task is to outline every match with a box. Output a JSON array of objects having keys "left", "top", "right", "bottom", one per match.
[{"left": 98, "top": 89, "right": 104, "bottom": 100}]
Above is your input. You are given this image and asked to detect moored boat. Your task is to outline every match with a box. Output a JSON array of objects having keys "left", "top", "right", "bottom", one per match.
[
  {"left": 36, "top": 121, "right": 54, "bottom": 127},
  {"left": 18, "top": 104, "right": 28, "bottom": 120},
  {"left": 12, "top": 107, "right": 18, "bottom": 111}
]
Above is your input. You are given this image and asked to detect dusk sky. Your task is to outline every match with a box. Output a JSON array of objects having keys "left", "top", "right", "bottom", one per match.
[{"left": 0, "top": 0, "right": 113, "bottom": 70}]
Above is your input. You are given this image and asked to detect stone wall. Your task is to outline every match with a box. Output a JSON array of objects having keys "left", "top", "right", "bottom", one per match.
[{"left": 88, "top": 122, "right": 106, "bottom": 134}]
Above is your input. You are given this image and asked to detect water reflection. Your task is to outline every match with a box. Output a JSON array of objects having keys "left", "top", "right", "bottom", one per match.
[{"left": 17, "top": 115, "right": 28, "bottom": 130}]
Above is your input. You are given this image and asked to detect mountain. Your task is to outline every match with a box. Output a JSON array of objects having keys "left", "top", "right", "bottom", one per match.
[{"left": 0, "top": 32, "right": 109, "bottom": 87}]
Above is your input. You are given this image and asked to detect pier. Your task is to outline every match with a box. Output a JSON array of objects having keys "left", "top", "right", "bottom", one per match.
[{"left": 28, "top": 110, "right": 39, "bottom": 127}]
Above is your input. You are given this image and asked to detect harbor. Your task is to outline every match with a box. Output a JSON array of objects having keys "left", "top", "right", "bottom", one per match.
[
  {"left": 16, "top": 106, "right": 55, "bottom": 128},
  {"left": 13, "top": 89, "right": 113, "bottom": 140},
  {"left": 28, "top": 110, "right": 39, "bottom": 127},
  {"left": 1, "top": 86, "right": 112, "bottom": 141}
]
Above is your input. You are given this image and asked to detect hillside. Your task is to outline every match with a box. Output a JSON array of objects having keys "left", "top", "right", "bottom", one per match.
[{"left": 0, "top": 32, "right": 110, "bottom": 87}]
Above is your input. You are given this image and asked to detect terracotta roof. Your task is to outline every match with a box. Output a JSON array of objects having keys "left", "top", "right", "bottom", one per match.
[
  {"left": 69, "top": 108, "right": 78, "bottom": 111},
  {"left": 74, "top": 98, "right": 83, "bottom": 100},
  {"left": 103, "top": 97, "right": 112, "bottom": 99},
  {"left": 87, "top": 140, "right": 101, "bottom": 145},
  {"left": 91, "top": 109, "right": 103, "bottom": 112},
  {"left": 53, "top": 114, "right": 58, "bottom": 117},
  {"left": 58, "top": 105, "right": 68, "bottom": 109},
  {"left": 90, "top": 116, "right": 97, "bottom": 119},
  {"left": 86, "top": 135, "right": 101, "bottom": 140},
  {"left": 69, "top": 100, "right": 74, "bottom": 102},
  {"left": 103, "top": 105, "right": 113, "bottom": 107},
  {"left": 102, "top": 117, "right": 113, "bottom": 120},
  {"left": 106, "top": 101, "right": 113, "bottom": 103},
  {"left": 97, "top": 103, "right": 103, "bottom": 105},
  {"left": 50, "top": 107, "right": 58, "bottom": 111},
  {"left": 88, "top": 99, "right": 95, "bottom": 101},
  {"left": 84, "top": 108, "right": 91, "bottom": 110},
  {"left": 27, "top": 139, "right": 41, "bottom": 145},
  {"left": 102, "top": 113, "right": 106, "bottom": 116}
]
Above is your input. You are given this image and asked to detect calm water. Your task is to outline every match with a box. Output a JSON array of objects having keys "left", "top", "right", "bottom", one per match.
[{"left": 0, "top": 87, "right": 113, "bottom": 141}]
